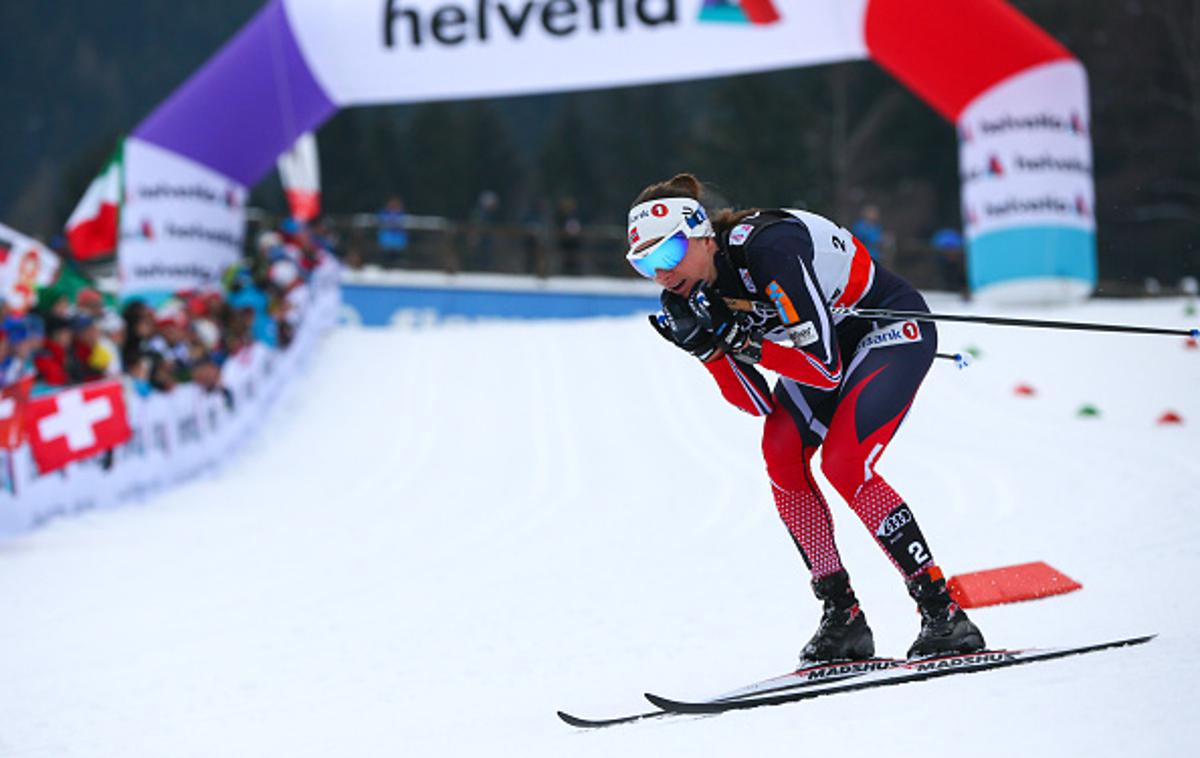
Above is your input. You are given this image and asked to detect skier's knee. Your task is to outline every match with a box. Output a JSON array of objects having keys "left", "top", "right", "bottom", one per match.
[{"left": 820, "top": 448, "right": 862, "bottom": 503}]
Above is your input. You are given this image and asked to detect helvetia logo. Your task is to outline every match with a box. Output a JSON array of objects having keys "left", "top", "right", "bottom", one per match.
[
  {"left": 384, "top": 0, "right": 681, "bottom": 48},
  {"left": 698, "top": 0, "right": 780, "bottom": 25}
]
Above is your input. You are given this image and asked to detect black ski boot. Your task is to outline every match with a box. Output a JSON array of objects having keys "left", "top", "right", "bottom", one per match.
[
  {"left": 906, "top": 568, "right": 986, "bottom": 659},
  {"left": 799, "top": 570, "right": 875, "bottom": 664}
]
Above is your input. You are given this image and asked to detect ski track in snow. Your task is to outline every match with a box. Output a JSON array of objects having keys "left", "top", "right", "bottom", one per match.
[{"left": 0, "top": 298, "right": 1197, "bottom": 757}]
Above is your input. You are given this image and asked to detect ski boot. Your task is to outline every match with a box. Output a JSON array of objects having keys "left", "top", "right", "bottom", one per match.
[
  {"left": 906, "top": 567, "right": 986, "bottom": 659},
  {"left": 799, "top": 569, "right": 875, "bottom": 664}
]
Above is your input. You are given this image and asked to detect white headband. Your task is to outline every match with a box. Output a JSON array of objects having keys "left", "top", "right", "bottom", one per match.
[{"left": 626, "top": 197, "right": 713, "bottom": 253}]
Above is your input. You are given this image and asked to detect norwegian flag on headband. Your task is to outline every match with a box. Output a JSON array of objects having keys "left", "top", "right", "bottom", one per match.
[
  {"left": 0, "top": 376, "right": 33, "bottom": 450},
  {"left": 24, "top": 379, "right": 132, "bottom": 474}
]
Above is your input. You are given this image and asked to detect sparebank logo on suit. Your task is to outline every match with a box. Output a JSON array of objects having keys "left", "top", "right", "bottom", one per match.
[{"left": 382, "top": 0, "right": 782, "bottom": 49}]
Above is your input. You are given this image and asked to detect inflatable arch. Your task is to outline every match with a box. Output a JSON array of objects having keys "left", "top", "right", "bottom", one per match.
[{"left": 120, "top": 0, "right": 1094, "bottom": 301}]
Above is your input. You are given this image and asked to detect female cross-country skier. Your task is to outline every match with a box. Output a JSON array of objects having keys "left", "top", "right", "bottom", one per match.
[{"left": 625, "top": 173, "right": 985, "bottom": 661}]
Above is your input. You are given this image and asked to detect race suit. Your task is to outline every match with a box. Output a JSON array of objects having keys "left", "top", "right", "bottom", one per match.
[{"left": 703, "top": 209, "right": 939, "bottom": 581}]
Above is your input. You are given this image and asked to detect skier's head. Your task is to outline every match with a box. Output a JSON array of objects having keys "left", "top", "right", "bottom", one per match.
[{"left": 626, "top": 173, "right": 718, "bottom": 295}]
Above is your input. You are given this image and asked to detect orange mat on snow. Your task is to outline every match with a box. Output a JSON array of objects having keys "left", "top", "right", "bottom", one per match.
[{"left": 947, "top": 561, "right": 1082, "bottom": 609}]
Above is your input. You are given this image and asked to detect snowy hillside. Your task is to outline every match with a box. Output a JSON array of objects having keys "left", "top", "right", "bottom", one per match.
[{"left": 1, "top": 296, "right": 1196, "bottom": 757}]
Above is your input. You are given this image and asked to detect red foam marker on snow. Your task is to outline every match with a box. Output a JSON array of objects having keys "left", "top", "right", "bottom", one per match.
[
  {"left": 1157, "top": 411, "right": 1184, "bottom": 425},
  {"left": 1185, "top": 338, "right": 1198, "bottom": 350},
  {"left": 1013, "top": 383, "right": 1037, "bottom": 396},
  {"left": 947, "top": 561, "right": 1082, "bottom": 609}
]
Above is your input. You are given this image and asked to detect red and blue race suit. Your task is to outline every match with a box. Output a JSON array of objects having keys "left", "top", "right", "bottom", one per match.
[{"left": 704, "top": 209, "right": 940, "bottom": 581}]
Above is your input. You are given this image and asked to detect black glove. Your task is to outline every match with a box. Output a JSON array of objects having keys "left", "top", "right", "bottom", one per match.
[
  {"left": 649, "top": 289, "right": 722, "bottom": 362},
  {"left": 685, "top": 283, "right": 763, "bottom": 363}
]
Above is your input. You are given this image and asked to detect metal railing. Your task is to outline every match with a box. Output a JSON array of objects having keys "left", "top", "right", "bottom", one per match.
[{"left": 248, "top": 210, "right": 640, "bottom": 280}]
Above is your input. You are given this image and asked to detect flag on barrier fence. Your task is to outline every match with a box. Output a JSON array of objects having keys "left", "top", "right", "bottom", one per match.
[
  {"left": 24, "top": 379, "right": 132, "bottom": 474},
  {"left": 0, "top": 376, "right": 33, "bottom": 450}
]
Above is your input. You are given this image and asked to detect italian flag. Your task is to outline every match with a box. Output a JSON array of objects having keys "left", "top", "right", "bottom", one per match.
[
  {"left": 65, "top": 141, "right": 123, "bottom": 260},
  {"left": 277, "top": 132, "right": 321, "bottom": 222}
]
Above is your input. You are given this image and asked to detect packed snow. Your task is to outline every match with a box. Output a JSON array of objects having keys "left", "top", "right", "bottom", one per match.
[{"left": 1, "top": 295, "right": 1197, "bottom": 756}]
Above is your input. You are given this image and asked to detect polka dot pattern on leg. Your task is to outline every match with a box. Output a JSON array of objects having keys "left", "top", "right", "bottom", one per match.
[{"left": 772, "top": 483, "right": 844, "bottom": 578}]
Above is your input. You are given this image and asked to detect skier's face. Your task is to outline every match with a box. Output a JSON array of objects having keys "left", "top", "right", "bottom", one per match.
[{"left": 653, "top": 236, "right": 717, "bottom": 296}]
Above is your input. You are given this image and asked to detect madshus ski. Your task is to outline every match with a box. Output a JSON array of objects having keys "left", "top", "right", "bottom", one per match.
[
  {"left": 558, "top": 657, "right": 903, "bottom": 728},
  {"left": 558, "top": 635, "right": 1154, "bottom": 728},
  {"left": 645, "top": 635, "right": 1155, "bottom": 716}
]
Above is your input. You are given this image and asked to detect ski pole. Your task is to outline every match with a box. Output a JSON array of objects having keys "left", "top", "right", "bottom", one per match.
[
  {"left": 935, "top": 352, "right": 972, "bottom": 370},
  {"left": 834, "top": 306, "right": 1200, "bottom": 339}
]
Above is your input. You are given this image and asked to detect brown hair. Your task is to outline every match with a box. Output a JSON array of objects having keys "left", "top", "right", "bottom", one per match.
[{"left": 632, "top": 173, "right": 760, "bottom": 237}]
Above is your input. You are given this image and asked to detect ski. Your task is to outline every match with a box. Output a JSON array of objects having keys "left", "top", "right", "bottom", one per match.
[
  {"left": 557, "top": 656, "right": 902, "bottom": 729},
  {"left": 644, "top": 634, "right": 1155, "bottom": 716},
  {"left": 556, "top": 707, "right": 669, "bottom": 729}
]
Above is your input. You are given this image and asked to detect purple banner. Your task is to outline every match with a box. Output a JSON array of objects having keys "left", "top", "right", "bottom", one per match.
[{"left": 133, "top": 0, "right": 335, "bottom": 187}]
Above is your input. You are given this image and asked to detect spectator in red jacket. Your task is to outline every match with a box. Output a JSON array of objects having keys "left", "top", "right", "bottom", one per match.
[{"left": 33, "top": 316, "right": 72, "bottom": 387}]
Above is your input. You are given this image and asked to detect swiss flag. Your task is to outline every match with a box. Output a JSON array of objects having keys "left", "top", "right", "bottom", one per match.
[
  {"left": 24, "top": 379, "right": 132, "bottom": 474},
  {"left": 0, "top": 376, "right": 33, "bottom": 449}
]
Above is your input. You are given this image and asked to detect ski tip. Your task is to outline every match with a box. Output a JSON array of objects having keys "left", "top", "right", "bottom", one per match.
[
  {"left": 644, "top": 692, "right": 678, "bottom": 711},
  {"left": 1190, "top": 328, "right": 1199, "bottom": 338},
  {"left": 558, "top": 707, "right": 667, "bottom": 728},
  {"left": 644, "top": 692, "right": 665, "bottom": 706},
  {"left": 557, "top": 710, "right": 605, "bottom": 728}
]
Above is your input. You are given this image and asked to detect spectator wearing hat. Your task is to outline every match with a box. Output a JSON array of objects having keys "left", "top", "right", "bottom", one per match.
[
  {"left": 148, "top": 352, "right": 178, "bottom": 393},
  {"left": 1, "top": 316, "right": 41, "bottom": 387},
  {"left": 121, "top": 301, "right": 156, "bottom": 370},
  {"left": 125, "top": 352, "right": 155, "bottom": 398},
  {"left": 228, "top": 275, "right": 276, "bottom": 349},
  {"left": 33, "top": 316, "right": 72, "bottom": 388},
  {"left": 191, "top": 354, "right": 233, "bottom": 410},
  {"left": 92, "top": 312, "right": 126, "bottom": 377},
  {"left": 147, "top": 303, "right": 194, "bottom": 381},
  {"left": 69, "top": 315, "right": 105, "bottom": 383},
  {"left": 76, "top": 288, "right": 106, "bottom": 319}
]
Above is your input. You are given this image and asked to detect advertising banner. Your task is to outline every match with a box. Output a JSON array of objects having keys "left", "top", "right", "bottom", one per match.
[
  {"left": 957, "top": 60, "right": 1095, "bottom": 300},
  {"left": 118, "top": 138, "right": 246, "bottom": 300},
  {"left": 281, "top": 0, "right": 872, "bottom": 105}
]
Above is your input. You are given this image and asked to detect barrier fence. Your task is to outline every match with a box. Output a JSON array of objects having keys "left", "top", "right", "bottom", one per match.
[{"left": 0, "top": 260, "right": 341, "bottom": 539}]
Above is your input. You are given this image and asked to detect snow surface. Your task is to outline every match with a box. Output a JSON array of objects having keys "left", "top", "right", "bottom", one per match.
[{"left": 1, "top": 296, "right": 1197, "bottom": 756}]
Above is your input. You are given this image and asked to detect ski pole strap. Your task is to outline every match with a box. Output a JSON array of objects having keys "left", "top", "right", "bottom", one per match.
[{"left": 834, "top": 306, "right": 1200, "bottom": 338}]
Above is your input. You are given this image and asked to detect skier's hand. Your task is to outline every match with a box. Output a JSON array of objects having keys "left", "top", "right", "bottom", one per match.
[
  {"left": 686, "top": 283, "right": 762, "bottom": 363},
  {"left": 649, "top": 289, "right": 722, "bottom": 362}
]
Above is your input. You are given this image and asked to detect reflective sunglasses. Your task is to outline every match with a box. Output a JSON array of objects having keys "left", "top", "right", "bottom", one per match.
[{"left": 625, "top": 206, "right": 708, "bottom": 279}]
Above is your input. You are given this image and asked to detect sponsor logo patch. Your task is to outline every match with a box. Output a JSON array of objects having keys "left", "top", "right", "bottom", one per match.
[
  {"left": 788, "top": 321, "right": 818, "bottom": 347},
  {"left": 876, "top": 506, "right": 913, "bottom": 538},
  {"left": 765, "top": 280, "right": 800, "bottom": 324},
  {"left": 729, "top": 223, "right": 754, "bottom": 246},
  {"left": 738, "top": 268, "right": 757, "bottom": 293},
  {"left": 855, "top": 320, "right": 922, "bottom": 352}
]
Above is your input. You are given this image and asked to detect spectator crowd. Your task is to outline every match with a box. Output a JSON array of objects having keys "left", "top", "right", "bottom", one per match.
[{"left": 0, "top": 218, "right": 335, "bottom": 406}]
